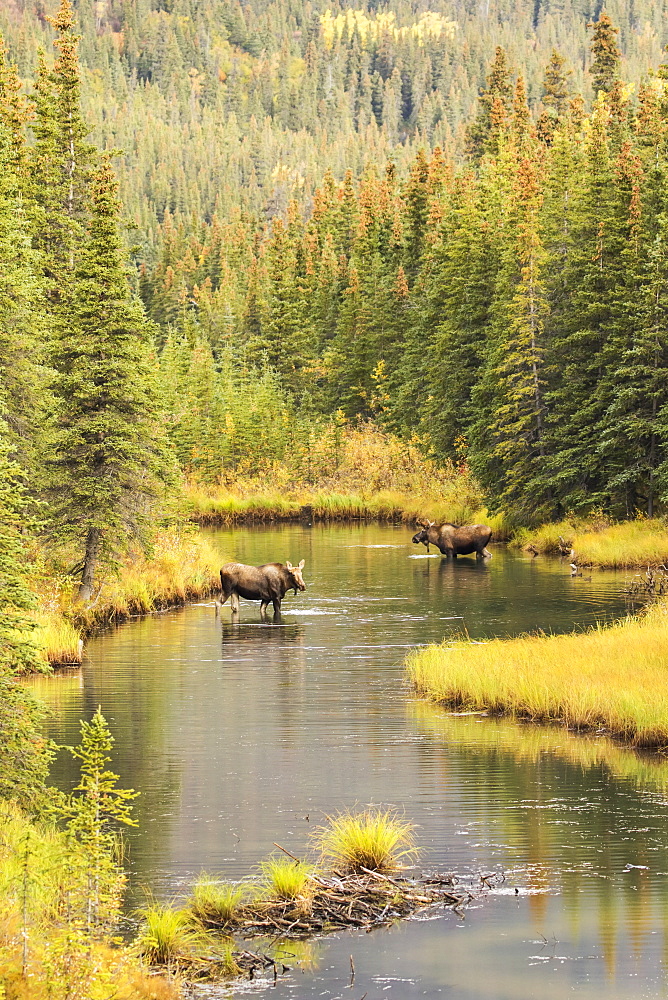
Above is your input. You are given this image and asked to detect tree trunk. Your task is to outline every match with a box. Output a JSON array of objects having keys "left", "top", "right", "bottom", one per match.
[{"left": 78, "top": 526, "right": 101, "bottom": 602}]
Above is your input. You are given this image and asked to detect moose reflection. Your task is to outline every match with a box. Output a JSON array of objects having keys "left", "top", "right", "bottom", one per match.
[{"left": 412, "top": 519, "right": 492, "bottom": 560}]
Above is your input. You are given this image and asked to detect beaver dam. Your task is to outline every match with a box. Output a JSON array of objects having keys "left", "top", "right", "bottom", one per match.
[
  {"left": 138, "top": 810, "right": 499, "bottom": 984},
  {"left": 140, "top": 865, "right": 495, "bottom": 984}
]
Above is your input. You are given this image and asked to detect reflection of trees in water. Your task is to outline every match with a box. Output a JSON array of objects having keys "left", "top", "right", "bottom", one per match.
[{"left": 411, "top": 700, "right": 668, "bottom": 970}]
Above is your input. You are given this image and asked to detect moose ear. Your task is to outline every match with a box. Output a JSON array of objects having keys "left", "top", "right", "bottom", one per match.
[
  {"left": 428, "top": 521, "right": 436, "bottom": 527},
  {"left": 286, "top": 561, "right": 293, "bottom": 571},
  {"left": 298, "top": 559, "right": 305, "bottom": 570}
]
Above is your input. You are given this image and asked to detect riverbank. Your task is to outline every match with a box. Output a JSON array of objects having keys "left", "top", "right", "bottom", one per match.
[
  {"left": 185, "top": 482, "right": 512, "bottom": 536},
  {"left": 406, "top": 599, "right": 668, "bottom": 748},
  {"left": 31, "top": 529, "right": 220, "bottom": 670},
  {"left": 514, "top": 517, "right": 668, "bottom": 568}
]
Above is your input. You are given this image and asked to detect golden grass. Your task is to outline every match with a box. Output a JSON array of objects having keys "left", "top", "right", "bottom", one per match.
[
  {"left": 189, "top": 875, "right": 246, "bottom": 926},
  {"left": 136, "top": 905, "right": 202, "bottom": 965},
  {"left": 406, "top": 600, "right": 668, "bottom": 747},
  {"left": 26, "top": 529, "right": 221, "bottom": 671},
  {"left": 182, "top": 420, "right": 500, "bottom": 529},
  {"left": 515, "top": 517, "right": 668, "bottom": 568},
  {"left": 315, "top": 808, "right": 418, "bottom": 874},
  {"left": 258, "top": 856, "right": 315, "bottom": 901}
]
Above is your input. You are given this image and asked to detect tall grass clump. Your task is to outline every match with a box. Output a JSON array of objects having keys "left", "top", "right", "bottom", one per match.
[
  {"left": 407, "top": 600, "right": 668, "bottom": 747},
  {"left": 137, "top": 905, "right": 201, "bottom": 965},
  {"left": 259, "top": 856, "right": 315, "bottom": 901},
  {"left": 189, "top": 874, "right": 246, "bottom": 926},
  {"left": 316, "top": 809, "right": 418, "bottom": 874}
]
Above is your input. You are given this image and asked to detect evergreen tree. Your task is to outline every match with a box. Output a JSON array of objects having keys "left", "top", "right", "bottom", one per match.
[
  {"left": 542, "top": 49, "right": 571, "bottom": 118},
  {"left": 466, "top": 47, "right": 514, "bottom": 161},
  {"left": 471, "top": 152, "right": 551, "bottom": 517},
  {"left": 588, "top": 11, "right": 621, "bottom": 97},
  {"left": 66, "top": 707, "right": 137, "bottom": 932},
  {"left": 48, "top": 158, "right": 170, "bottom": 600},
  {"left": 0, "top": 414, "right": 52, "bottom": 806}
]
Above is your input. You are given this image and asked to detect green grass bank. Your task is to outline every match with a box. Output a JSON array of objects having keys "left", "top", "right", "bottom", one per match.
[{"left": 406, "top": 600, "right": 668, "bottom": 748}]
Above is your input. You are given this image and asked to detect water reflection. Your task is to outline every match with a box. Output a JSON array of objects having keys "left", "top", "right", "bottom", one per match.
[{"left": 31, "top": 524, "right": 668, "bottom": 998}]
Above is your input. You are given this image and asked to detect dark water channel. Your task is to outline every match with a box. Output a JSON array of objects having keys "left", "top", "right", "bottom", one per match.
[{"left": 33, "top": 524, "right": 668, "bottom": 999}]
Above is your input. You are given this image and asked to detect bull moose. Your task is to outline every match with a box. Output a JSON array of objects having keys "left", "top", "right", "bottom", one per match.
[
  {"left": 219, "top": 560, "right": 306, "bottom": 616},
  {"left": 412, "top": 520, "right": 492, "bottom": 560}
]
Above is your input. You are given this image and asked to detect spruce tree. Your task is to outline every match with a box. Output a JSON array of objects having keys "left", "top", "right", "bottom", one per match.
[
  {"left": 588, "top": 11, "right": 621, "bottom": 97},
  {"left": 466, "top": 47, "right": 514, "bottom": 161},
  {"left": 48, "top": 158, "right": 169, "bottom": 601},
  {"left": 542, "top": 50, "right": 571, "bottom": 118},
  {"left": 0, "top": 413, "right": 52, "bottom": 806}
]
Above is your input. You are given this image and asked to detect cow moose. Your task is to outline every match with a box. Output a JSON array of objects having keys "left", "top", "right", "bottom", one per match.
[
  {"left": 219, "top": 560, "right": 306, "bottom": 616},
  {"left": 411, "top": 520, "right": 492, "bottom": 560}
]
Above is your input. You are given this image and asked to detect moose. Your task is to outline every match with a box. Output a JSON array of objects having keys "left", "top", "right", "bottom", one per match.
[
  {"left": 219, "top": 560, "right": 306, "bottom": 616},
  {"left": 412, "top": 520, "right": 492, "bottom": 560}
]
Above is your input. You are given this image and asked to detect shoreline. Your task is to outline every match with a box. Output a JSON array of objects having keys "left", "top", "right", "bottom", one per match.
[{"left": 33, "top": 529, "right": 221, "bottom": 671}]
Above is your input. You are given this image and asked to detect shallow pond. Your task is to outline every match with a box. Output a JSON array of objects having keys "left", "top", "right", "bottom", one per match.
[{"left": 33, "top": 524, "right": 668, "bottom": 1000}]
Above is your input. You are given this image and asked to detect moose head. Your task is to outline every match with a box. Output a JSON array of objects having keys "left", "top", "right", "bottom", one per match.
[
  {"left": 285, "top": 559, "right": 306, "bottom": 594},
  {"left": 411, "top": 519, "right": 436, "bottom": 548}
]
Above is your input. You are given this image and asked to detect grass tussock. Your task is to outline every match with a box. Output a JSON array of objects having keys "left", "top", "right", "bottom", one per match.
[
  {"left": 407, "top": 600, "right": 668, "bottom": 747},
  {"left": 137, "top": 905, "right": 203, "bottom": 965},
  {"left": 515, "top": 516, "right": 668, "bottom": 568},
  {"left": 259, "top": 856, "right": 315, "bottom": 901},
  {"left": 27, "top": 529, "right": 221, "bottom": 670},
  {"left": 315, "top": 808, "right": 418, "bottom": 874},
  {"left": 189, "top": 875, "right": 246, "bottom": 927}
]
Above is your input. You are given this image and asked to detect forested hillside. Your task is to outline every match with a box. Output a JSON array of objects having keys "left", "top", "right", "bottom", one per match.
[{"left": 1, "top": 0, "right": 667, "bottom": 237}]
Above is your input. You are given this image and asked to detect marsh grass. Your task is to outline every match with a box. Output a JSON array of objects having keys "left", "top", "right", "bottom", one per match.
[
  {"left": 184, "top": 422, "right": 492, "bottom": 527},
  {"left": 34, "top": 616, "right": 82, "bottom": 667},
  {"left": 137, "top": 905, "right": 202, "bottom": 965},
  {"left": 258, "top": 856, "right": 316, "bottom": 901},
  {"left": 316, "top": 809, "right": 418, "bottom": 874},
  {"left": 407, "top": 600, "right": 668, "bottom": 747},
  {"left": 515, "top": 517, "right": 668, "bottom": 568},
  {"left": 189, "top": 874, "right": 246, "bottom": 926}
]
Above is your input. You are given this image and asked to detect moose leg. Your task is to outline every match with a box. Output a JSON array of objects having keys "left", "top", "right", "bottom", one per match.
[
  {"left": 272, "top": 597, "right": 281, "bottom": 615},
  {"left": 230, "top": 591, "right": 240, "bottom": 614},
  {"left": 260, "top": 600, "right": 269, "bottom": 617}
]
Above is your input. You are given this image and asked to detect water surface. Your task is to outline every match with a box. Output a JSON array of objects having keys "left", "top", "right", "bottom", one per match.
[{"left": 33, "top": 524, "right": 668, "bottom": 1000}]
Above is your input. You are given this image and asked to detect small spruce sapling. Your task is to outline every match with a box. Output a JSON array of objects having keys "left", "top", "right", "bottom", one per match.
[{"left": 65, "top": 707, "right": 138, "bottom": 933}]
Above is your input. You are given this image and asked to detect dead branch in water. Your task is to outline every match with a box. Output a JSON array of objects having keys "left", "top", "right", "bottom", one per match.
[
  {"left": 625, "top": 565, "right": 668, "bottom": 598},
  {"left": 195, "top": 870, "right": 475, "bottom": 939}
]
